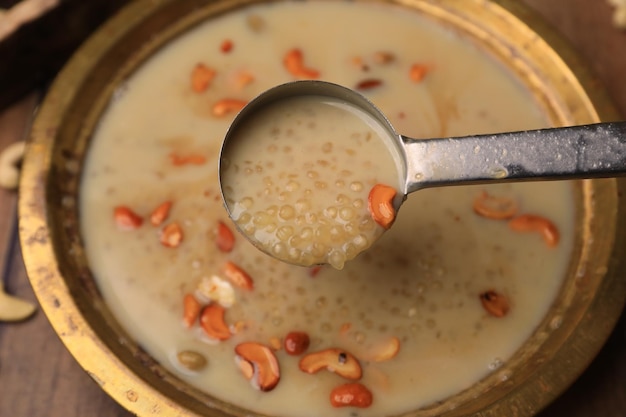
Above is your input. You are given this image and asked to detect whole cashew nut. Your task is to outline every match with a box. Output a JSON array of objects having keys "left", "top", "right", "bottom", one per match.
[{"left": 608, "top": 0, "right": 626, "bottom": 28}]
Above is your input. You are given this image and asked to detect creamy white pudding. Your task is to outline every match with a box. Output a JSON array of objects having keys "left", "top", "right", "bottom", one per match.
[{"left": 80, "top": 1, "right": 575, "bottom": 416}]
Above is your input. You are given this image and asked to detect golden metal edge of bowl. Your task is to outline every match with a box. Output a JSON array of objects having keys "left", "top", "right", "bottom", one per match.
[{"left": 17, "top": 0, "right": 626, "bottom": 416}]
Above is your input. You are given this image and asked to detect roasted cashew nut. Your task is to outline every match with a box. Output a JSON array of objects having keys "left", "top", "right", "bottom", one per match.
[
  {"left": 0, "top": 141, "right": 26, "bottom": 190},
  {"left": 608, "top": 0, "right": 626, "bottom": 28},
  {"left": 0, "top": 286, "right": 36, "bottom": 322}
]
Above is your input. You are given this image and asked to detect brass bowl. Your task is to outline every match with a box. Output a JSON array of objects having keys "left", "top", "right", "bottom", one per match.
[{"left": 18, "top": 0, "right": 626, "bottom": 416}]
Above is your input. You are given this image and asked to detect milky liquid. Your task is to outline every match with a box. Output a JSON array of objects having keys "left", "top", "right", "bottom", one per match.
[
  {"left": 80, "top": 1, "right": 575, "bottom": 416},
  {"left": 221, "top": 95, "right": 403, "bottom": 269}
]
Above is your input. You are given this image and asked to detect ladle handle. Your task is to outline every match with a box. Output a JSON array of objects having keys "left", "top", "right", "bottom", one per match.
[{"left": 402, "top": 121, "right": 626, "bottom": 194}]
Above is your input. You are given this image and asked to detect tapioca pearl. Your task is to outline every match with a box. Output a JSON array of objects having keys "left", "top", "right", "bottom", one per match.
[
  {"left": 279, "top": 205, "right": 295, "bottom": 220},
  {"left": 294, "top": 215, "right": 306, "bottom": 226},
  {"left": 263, "top": 176, "right": 274, "bottom": 186},
  {"left": 430, "top": 280, "right": 443, "bottom": 291},
  {"left": 336, "top": 194, "right": 350, "bottom": 205},
  {"left": 316, "top": 159, "right": 330, "bottom": 167},
  {"left": 329, "top": 226, "right": 345, "bottom": 242},
  {"left": 339, "top": 207, "right": 355, "bottom": 221},
  {"left": 253, "top": 211, "right": 273, "bottom": 226},
  {"left": 344, "top": 243, "right": 358, "bottom": 259},
  {"left": 267, "top": 144, "right": 278, "bottom": 153},
  {"left": 299, "top": 227, "right": 314, "bottom": 242},
  {"left": 289, "top": 235, "right": 304, "bottom": 249},
  {"left": 335, "top": 179, "right": 345, "bottom": 188},
  {"left": 352, "top": 234, "right": 369, "bottom": 250},
  {"left": 272, "top": 242, "right": 287, "bottom": 258},
  {"left": 328, "top": 250, "right": 346, "bottom": 269},
  {"left": 304, "top": 212, "right": 318, "bottom": 224},
  {"left": 239, "top": 196, "right": 254, "bottom": 209},
  {"left": 255, "top": 164, "right": 263, "bottom": 173},
  {"left": 358, "top": 217, "right": 376, "bottom": 232},
  {"left": 316, "top": 216, "right": 331, "bottom": 226},
  {"left": 237, "top": 212, "right": 252, "bottom": 224},
  {"left": 362, "top": 161, "right": 375, "bottom": 171},
  {"left": 350, "top": 132, "right": 367, "bottom": 142},
  {"left": 321, "top": 142, "right": 333, "bottom": 153},
  {"left": 344, "top": 221, "right": 358, "bottom": 235},
  {"left": 294, "top": 199, "right": 311, "bottom": 213},
  {"left": 315, "top": 296, "right": 327, "bottom": 308},
  {"left": 300, "top": 251, "right": 315, "bottom": 266},
  {"left": 225, "top": 197, "right": 236, "bottom": 207},
  {"left": 244, "top": 167, "right": 254, "bottom": 175},
  {"left": 314, "top": 225, "right": 331, "bottom": 241},
  {"left": 283, "top": 145, "right": 292, "bottom": 153},
  {"left": 353, "top": 332, "right": 366, "bottom": 344},
  {"left": 269, "top": 126, "right": 280, "bottom": 136},
  {"left": 286, "top": 180, "right": 300, "bottom": 192},
  {"left": 314, "top": 181, "right": 327, "bottom": 189},
  {"left": 340, "top": 170, "right": 352, "bottom": 177},
  {"left": 320, "top": 322, "right": 332, "bottom": 333},
  {"left": 304, "top": 188, "right": 313, "bottom": 197},
  {"left": 345, "top": 148, "right": 356, "bottom": 156},
  {"left": 352, "top": 198, "right": 364, "bottom": 209},
  {"left": 306, "top": 170, "right": 319, "bottom": 179},
  {"left": 278, "top": 191, "right": 290, "bottom": 202},
  {"left": 311, "top": 243, "right": 327, "bottom": 258},
  {"left": 288, "top": 247, "right": 301, "bottom": 262},
  {"left": 265, "top": 223, "right": 277, "bottom": 233},
  {"left": 243, "top": 223, "right": 256, "bottom": 235},
  {"left": 433, "top": 267, "right": 447, "bottom": 278},
  {"left": 266, "top": 205, "right": 278, "bottom": 216},
  {"left": 350, "top": 181, "right": 363, "bottom": 192},
  {"left": 324, "top": 206, "right": 338, "bottom": 219},
  {"left": 302, "top": 160, "right": 315, "bottom": 170},
  {"left": 220, "top": 157, "right": 232, "bottom": 170},
  {"left": 276, "top": 225, "right": 294, "bottom": 241}
]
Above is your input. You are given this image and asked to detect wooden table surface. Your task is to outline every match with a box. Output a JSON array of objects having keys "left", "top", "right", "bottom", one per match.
[{"left": 1, "top": 1, "right": 625, "bottom": 416}]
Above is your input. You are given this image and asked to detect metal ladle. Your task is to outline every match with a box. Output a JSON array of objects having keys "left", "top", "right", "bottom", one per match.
[{"left": 219, "top": 80, "right": 626, "bottom": 260}]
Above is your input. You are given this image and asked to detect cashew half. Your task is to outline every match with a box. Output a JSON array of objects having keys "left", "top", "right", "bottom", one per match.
[
  {"left": 0, "top": 141, "right": 25, "bottom": 190},
  {"left": 235, "top": 342, "right": 280, "bottom": 391},
  {"left": 0, "top": 283, "right": 36, "bottom": 322},
  {"left": 299, "top": 348, "right": 362, "bottom": 380}
]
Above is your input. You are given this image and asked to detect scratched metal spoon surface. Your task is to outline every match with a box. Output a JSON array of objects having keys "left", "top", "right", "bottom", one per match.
[{"left": 219, "top": 80, "right": 626, "bottom": 261}]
